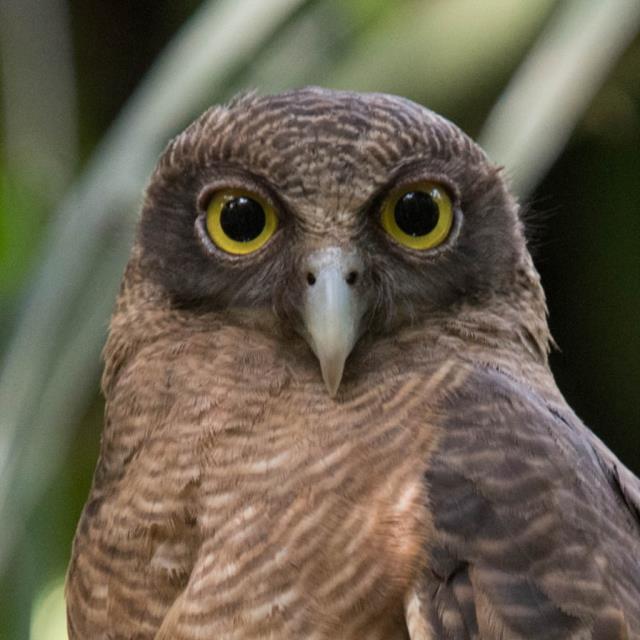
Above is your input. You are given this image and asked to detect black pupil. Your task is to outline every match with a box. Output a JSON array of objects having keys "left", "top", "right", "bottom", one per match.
[
  {"left": 219, "top": 197, "right": 266, "bottom": 242},
  {"left": 394, "top": 191, "right": 439, "bottom": 236}
]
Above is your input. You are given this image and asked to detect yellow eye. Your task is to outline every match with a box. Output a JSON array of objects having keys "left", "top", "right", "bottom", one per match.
[
  {"left": 205, "top": 189, "right": 277, "bottom": 255},
  {"left": 380, "top": 181, "right": 453, "bottom": 250}
]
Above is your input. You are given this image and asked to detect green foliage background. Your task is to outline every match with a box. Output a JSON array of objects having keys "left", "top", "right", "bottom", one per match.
[{"left": 0, "top": 1, "right": 638, "bottom": 637}]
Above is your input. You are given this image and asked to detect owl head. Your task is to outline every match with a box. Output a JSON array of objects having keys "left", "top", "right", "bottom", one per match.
[{"left": 135, "top": 88, "right": 548, "bottom": 396}]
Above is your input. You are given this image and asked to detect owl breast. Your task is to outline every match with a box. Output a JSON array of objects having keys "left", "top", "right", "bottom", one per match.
[{"left": 106, "top": 325, "right": 444, "bottom": 638}]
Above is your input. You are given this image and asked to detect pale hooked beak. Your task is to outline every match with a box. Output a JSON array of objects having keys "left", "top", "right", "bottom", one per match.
[{"left": 302, "top": 247, "right": 367, "bottom": 397}]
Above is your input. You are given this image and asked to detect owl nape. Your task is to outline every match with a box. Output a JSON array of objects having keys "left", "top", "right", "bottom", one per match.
[{"left": 67, "top": 88, "right": 640, "bottom": 640}]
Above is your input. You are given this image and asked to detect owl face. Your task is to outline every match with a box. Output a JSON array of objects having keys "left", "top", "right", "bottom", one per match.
[{"left": 138, "top": 88, "right": 527, "bottom": 394}]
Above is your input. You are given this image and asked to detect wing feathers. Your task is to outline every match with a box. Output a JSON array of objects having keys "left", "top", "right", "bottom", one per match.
[{"left": 417, "top": 366, "right": 640, "bottom": 638}]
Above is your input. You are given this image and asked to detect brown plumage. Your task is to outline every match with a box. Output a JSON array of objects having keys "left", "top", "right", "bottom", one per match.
[{"left": 66, "top": 87, "right": 640, "bottom": 639}]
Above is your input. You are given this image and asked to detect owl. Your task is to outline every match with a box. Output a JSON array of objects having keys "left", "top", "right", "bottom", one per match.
[{"left": 66, "top": 88, "right": 640, "bottom": 639}]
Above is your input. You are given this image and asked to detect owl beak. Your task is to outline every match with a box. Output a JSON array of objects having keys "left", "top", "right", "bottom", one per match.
[{"left": 302, "top": 248, "right": 366, "bottom": 397}]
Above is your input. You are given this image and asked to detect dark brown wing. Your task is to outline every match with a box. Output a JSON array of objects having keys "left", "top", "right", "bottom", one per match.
[{"left": 416, "top": 366, "right": 640, "bottom": 639}]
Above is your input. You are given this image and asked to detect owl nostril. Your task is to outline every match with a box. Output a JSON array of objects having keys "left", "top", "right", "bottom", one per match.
[
  {"left": 345, "top": 271, "right": 358, "bottom": 286},
  {"left": 306, "top": 272, "right": 316, "bottom": 286}
]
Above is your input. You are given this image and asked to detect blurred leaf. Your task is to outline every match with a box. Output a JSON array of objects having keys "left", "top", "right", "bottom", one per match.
[
  {"left": 0, "top": 0, "right": 78, "bottom": 199},
  {"left": 327, "top": 0, "right": 557, "bottom": 113},
  {"left": 0, "top": 172, "right": 46, "bottom": 298},
  {"left": 479, "top": 0, "right": 640, "bottom": 196},
  {"left": 226, "top": 0, "right": 396, "bottom": 95},
  {"left": 30, "top": 577, "right": 67, "bottom": 640}
]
